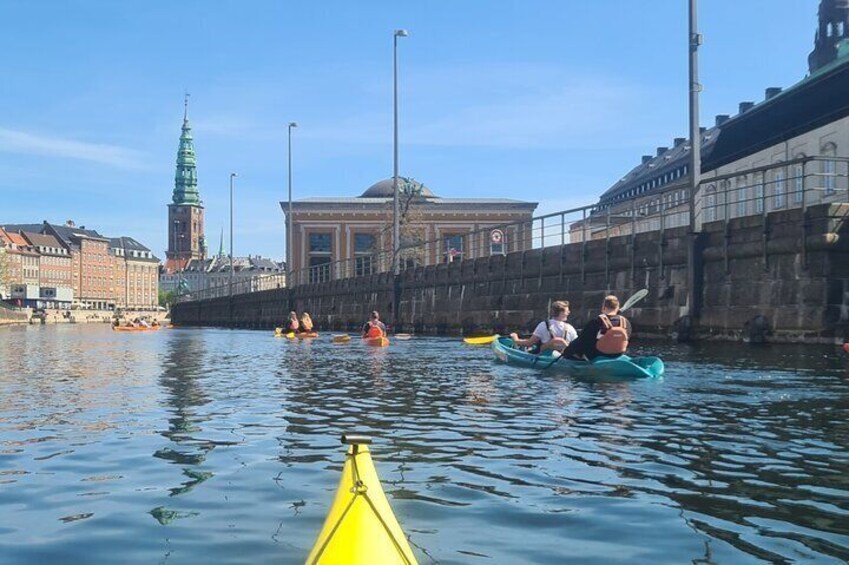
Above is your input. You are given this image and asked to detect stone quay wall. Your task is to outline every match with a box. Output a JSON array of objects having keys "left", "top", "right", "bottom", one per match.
[{"left": 172, "top": 203, "right": 849, "bottom": 344}]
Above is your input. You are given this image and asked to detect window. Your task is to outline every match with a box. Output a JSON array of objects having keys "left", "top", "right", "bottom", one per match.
[
  {"left": 774, "top": 169, "right": 785, "bottom": 209},
  {"left": 308, "top": 233, "right": 332, "bottom": 283},
  {"left": 839, "top": 22, "right": 846, "bottom": 36},
  {"left": 353, "top": 233, "right": 376, "bottom": 277},
  {"left": 755, "top": 174, "right": 765, "bottom": 213},
  {"left": 794, "top": 163, "right": 805, "bottom": 203},
  {"left": 705, "top": 185, "right": 716, "bottom": 222},
  {"left": 443, "top": 234, "right": 465, "bottom": 263},
  {"left": 822, "top": 144, "right": 838, "bottom": 195}
]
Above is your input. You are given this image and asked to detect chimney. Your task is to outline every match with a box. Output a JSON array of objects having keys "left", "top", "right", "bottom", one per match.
[
  {"left": 66, "top": 220, "right": 75, "bottom": 227},
  {"left": 765, "top": 87, "right": 782, "bottom": 100},
  {"left": 656, "top": 146, "right": 668, "bottom": 157},
  {"left": 715, "top": 114, "right": 730, "bottom": 127},
  {"left": 673, "top": 137, "right": 686, "bottom": 147},
  {"left": 739, "top": 101, "right": 755, "bottom": 114},
  {"left": 641, "top": 155, "right": 652, "bottom": 164},
  {"left": 699, "top": 127, "right": 706, "bottom": 134}
]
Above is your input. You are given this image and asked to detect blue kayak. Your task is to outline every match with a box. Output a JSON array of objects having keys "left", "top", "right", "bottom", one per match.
[{"left": 492, "top": 337, "right": 664, "bottom": 379}]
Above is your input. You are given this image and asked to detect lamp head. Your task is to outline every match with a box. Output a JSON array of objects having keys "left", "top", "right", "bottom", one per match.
[
  {"left": 289, "top": 122, "right": 298, "bottom": 128},
  {"left": 395, "top": 29, "right": 409, "bottom": 37},
  {"left": 230, "top": 172, "right": 238, "bottom": 178}
]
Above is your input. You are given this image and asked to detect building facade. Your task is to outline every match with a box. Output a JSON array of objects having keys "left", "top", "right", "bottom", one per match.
[
  {"left": 165, "top": 101, "right": 206, "bottom": 273},
  {"left": 21, "top": 231, "right": 73, "bottom": 308},
  {"left": 160, "top": 252, "right": 285, "bottom": 297},
  {"left": 574, "top": 0, "right": 849, "bottom": 242},
  {"left": 111, "top": 237, "right": 160, "bottom": 310},
  {"left": 283, "top": 177, "right": 537, "bottom": 285}
]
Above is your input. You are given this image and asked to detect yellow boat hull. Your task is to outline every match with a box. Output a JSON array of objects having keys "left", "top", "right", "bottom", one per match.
[
  {"left": 332, "top": 334, "right": 352, "bottom": 343},
  {"left": 306, "top": 437, "right": 417, "bottom": 564},
  {"left": 463, "top": 335, "right": 497, "bottom": 345},
  {"left": 363, "top": 336, "right": 390, "bottom": 347}
]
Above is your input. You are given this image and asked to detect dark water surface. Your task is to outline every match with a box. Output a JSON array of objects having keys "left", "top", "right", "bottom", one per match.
[{"left": 1, "top": 325, "right": 848, "bottom": 564}]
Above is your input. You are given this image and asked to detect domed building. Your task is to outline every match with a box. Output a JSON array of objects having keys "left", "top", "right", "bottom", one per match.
[{"left": 281, "top": 176, "right": 537, "bottom": 283}]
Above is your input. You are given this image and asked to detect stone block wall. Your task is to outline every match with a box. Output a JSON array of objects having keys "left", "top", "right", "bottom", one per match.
[{"left": 172, "top": 204, "right": 849, "bottom": 343}]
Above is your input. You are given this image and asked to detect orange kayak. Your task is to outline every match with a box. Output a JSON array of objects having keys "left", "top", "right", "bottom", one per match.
[
  {"left": 296, "top": 332, "right": 319, "bottom": 339},
  {"left": 112, "top": 325, "right": 161, "bottom": 332},
  {"left": 363, "top": 336, "right": 390, "bottom": 347}
]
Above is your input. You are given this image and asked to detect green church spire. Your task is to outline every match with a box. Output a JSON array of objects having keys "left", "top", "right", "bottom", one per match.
[
  {"left": 172, "top": 93, "right": 201, "bottom": 205},
  {"left": 218, "top": 227, "right": 225, "bottom": 257}
]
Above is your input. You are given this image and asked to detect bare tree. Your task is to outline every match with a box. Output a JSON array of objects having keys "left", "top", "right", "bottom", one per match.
[{"left": 377, "top": 178, "right": 428, "bottom": 271}]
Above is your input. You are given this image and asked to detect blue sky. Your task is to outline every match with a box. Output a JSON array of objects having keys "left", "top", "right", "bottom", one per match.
[{"left": 0, "top": 1, "right": 819, "bottom": 260}]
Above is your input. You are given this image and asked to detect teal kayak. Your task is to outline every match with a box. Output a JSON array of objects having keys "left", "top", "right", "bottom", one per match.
[{"left": 492, "top": 337, "right": 664, "bottom": 379}]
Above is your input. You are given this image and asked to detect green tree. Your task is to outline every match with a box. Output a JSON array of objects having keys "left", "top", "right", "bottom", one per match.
[{"left": 158, "top": 288, "right": 177, "bottom": 308}]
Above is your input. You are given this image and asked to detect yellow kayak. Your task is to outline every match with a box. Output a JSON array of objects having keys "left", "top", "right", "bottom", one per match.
[
  {"left": 306, "top": 435, "right": 418, "bottom": 565},
  {"left": 463, "top": 335, "right": 497, "bottom": 345},
  {"left": 274, "top": 328, "right": 295, "bottom": 339},
  {"left": 332, "top": 334, "right": 352, "bottom": 343}
]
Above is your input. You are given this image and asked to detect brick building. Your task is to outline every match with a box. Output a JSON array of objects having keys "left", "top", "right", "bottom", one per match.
[{"left": 21, "top": 231, "right": 73, "bottom": 308}]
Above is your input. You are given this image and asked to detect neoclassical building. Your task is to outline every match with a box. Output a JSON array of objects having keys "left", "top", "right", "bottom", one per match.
[{"left": 282, "top": 178, "right": 537, "bottom": 284}]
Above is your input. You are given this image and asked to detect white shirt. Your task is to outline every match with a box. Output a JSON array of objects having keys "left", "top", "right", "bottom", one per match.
[{"left": 533, "top": 319, "right": 578, "bottom": 344}]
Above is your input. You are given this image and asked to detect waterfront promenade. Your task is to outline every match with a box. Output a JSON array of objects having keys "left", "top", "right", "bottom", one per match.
[{"left": 1, "top": 325, "right": 847, "bottom": 564}]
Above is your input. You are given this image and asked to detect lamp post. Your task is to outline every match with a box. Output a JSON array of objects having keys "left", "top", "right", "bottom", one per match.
[
  {"left": 229, "top": 172, "right": 238, "bottom": 296},
  {"left": 393, "top": 28, "right": 409, "bottom": 276},
  {"left": 687, "top": 0, "right": 702, "bottom": 320},
  {"left": 287, "top": 122, "right": 298, "bottom": 286}
]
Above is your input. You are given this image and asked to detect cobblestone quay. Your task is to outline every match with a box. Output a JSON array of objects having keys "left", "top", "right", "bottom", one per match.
[{"left": 172, "top": 203, "right": 849, "bottom": 344}]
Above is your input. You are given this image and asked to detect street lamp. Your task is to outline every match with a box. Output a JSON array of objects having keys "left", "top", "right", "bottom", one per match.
[
  {"left": 229, "top": 172, "right": 238, "bottom": 296},
  {"left": 393, "top": 28, "right": 409, "bottom": 276},
  {"left": 287, "top": 122, "right": 298, "bottom": 286}
]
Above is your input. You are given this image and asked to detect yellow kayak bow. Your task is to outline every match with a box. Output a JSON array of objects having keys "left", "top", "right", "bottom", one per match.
[
  {"left": 306, "top": 435, "right": 418, "bottom": 565},
  {"left": 332, "top": 334, "right": 352, "bottom": 343},
  {"left": 463, "top": 335, "right": 498, "bottom": 345}
]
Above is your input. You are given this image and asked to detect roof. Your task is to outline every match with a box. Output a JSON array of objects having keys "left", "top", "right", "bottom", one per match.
[
  {"left": 361, "top": 177, "right": 435, "bottom": 198},
  {"left": 290, "top": 197, "right": 537, "bottom": 206},
  {"left": 21, "top": 231, "right": 64, "bottom": 252},
  {"left": 179, "top": 255, "right": 284, "bottom": 273}
]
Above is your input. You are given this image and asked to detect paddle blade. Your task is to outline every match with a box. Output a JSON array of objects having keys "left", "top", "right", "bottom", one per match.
[{"left": 621, "top": 289, "right": 648, "bottom": 312}]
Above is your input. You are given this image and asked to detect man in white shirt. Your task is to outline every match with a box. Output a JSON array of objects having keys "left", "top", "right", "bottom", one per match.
[{"left": 509, "top": 301, "right": 578, "bottom": 354}]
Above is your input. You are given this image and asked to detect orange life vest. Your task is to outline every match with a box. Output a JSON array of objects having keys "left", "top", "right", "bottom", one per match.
[
  {"left": 366, "top": 324, "right": 383, "bottom": 338},
  {"left": 596, "top": 314, "right": 629, "bottom": 355}
]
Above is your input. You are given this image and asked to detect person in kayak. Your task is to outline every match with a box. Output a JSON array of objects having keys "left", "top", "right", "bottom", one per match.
[
  {"left": 362, "top": 311, "right": 387, "bottom": 338},
  {"left": 562, "top": 295, "right": 632, "bottom": 360},
  {"left": 509, "top": 300, "right": 577, "bottom": 354},
  {"left": 284, "top": 311, "right": 299, "bottom": 333},
  {"left": 299, "top": 312, "right": 314, "bottom": 334}
]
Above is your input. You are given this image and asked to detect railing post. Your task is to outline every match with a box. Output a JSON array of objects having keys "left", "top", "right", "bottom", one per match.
[{"left": 801, "top": 159, "right": 808, "bottom": 271}]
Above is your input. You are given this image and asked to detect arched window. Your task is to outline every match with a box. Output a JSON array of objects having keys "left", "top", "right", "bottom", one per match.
[
  {"left": 839, "top": 22, "right": 846, "bottom": 36},
  {"left": 793, "top": 154, "right": 806, "bottom": 204},
  {"left": 828, "top": 22, "right": 834, "bottom": 37},
  {"left": 737, "top": 176, "right": 748, "bottom": 217},
  {"left": 705, "top": 184, "right": 717, "bottom": 222},
  {"left": 822, "top": 143, "right": 837, "bottom": 194},
  {"left": 773, "top": 166, "right": 786, "bottom": 209}
]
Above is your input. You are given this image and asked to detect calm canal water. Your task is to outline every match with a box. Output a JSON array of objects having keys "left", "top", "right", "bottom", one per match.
[{"left": 1, "top": 325, "right": 848, "bottom": 564}]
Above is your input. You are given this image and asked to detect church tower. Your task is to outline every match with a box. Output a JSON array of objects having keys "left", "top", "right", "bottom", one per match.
[
  {"left": 809, "top": 0, "right": 849, "bottom": 73},
  {"left": 165, "top": 95, "right": 206, "bottom": 273}
]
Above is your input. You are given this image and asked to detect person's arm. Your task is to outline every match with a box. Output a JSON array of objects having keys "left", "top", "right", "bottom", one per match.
[{"left": 510, "top": 333, "right": 540, "bottom": 348}]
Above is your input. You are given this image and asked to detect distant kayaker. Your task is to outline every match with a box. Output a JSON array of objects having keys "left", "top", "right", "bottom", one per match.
[
  {"left": 284, "top": 311, "right": 300, "bottom": 332},
  {"left": 299, "top": 312, "right": 314, "bottom": 333},
  {"left": 562, "top": 295, "right": 632, "bottom": 360},
  {"left": 510, "top": 300, "right": 578, "bottom": 354},
  {"left": 362, "top": 311, "right": 387, "bottom": 338}
]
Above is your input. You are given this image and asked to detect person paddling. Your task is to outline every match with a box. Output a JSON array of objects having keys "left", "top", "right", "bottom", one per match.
[
  {"left": 284, "top": 311, "right": 299, "bottom": 333},
  {"left": 562, "top": 295, "right": 632, "bottom": 360},
  {"left": 509, "top": 301, "right": 577, "bottom": 354},
  {"left": 362, "top": 311, "right": 387, "bottom": 338},
  {"left": 299, "top": 312, "right": 314, "bottom": 334}
]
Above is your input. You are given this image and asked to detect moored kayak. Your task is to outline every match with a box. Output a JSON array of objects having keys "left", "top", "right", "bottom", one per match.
[
  {"left": 332, "top": 334, "right": 352, "bottom": 343},
  {"left": 306, "top": 435, "right": 418, "bottom": 564},
  {"left": 364, "top": 336, "right": 390, "bottom": 347},
  {"left": 492, "top": 336, "right": 663, "bottom": 379},
  {"left": 464, "top": 335, "right": 497, "bottom": 345}
]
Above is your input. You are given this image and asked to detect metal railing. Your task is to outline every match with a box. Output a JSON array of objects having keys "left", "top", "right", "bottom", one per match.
[{"left": 175, "top": 156, "right": 848, "bottom": 303}]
